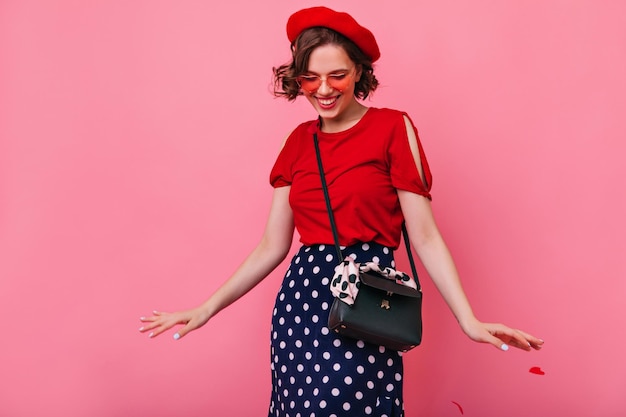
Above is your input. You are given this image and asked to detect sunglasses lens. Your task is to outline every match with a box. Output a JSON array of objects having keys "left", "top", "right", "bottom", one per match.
[{"left": 298, "top": 77, "right": 321, "bottom": 92}]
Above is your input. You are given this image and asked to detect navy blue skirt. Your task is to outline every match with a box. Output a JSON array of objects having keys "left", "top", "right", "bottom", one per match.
[{"left": 269, "top": 242, "right": 405, "bottom": 417}]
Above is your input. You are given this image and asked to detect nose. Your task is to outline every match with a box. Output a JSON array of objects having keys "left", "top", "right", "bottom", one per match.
[{"left": 316, "top": 77, "right": 334, "bottom": 95}]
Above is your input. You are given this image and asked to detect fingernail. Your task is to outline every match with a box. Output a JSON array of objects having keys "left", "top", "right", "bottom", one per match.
[
  {"left": 173, "top": 333, "right": 180, "bottom": 340},
  {"left": 501, "top": 344, "right": 509, "bottom": 351},
  {"left": 140, "top": 317, "right": 146, "bottom": 321},
  {"left": 153, "top": 310, "right": 158, "bottom": 314},
  {"left": 148, "top": 332, "right": 154, "bottom": 338},
  {"left": 138, "top": 327, "right": 144, "bottom": 332}
]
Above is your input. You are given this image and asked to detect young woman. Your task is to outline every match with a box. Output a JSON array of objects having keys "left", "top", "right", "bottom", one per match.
[{"left": 139, "top": 6, "right": 543, "bottom": 416}]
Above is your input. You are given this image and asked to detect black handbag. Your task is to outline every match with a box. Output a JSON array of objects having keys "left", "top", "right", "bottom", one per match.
[{"left": 313, "top": 132, "right": 423, "bottom": 352}]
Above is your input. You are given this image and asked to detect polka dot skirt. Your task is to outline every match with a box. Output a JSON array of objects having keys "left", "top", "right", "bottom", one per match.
[{"left": 269, "top": 242, "right": 405, "bottom": 417}]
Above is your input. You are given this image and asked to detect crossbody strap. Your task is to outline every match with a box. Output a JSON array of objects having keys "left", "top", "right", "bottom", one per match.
[{"left": 313, "top": 132, "right": 422, "bottom": 291}]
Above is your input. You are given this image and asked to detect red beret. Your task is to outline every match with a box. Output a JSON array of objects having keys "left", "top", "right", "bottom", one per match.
[{"left": 286, "top": 6, "right": 380, "bottom": 62}]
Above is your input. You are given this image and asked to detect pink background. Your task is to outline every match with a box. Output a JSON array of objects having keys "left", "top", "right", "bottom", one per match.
[{"left": 1, "top": 1, "right": 625, "bottom": 416}]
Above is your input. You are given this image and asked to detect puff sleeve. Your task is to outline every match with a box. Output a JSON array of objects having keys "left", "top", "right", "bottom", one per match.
[{"left": 386, "top": 112, "right": 433, "bottom": 199}]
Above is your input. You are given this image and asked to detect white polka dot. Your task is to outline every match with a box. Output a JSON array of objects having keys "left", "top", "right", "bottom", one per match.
[
  {"left": 286, "top": 304, "right": 292, "bottom": 312},
  {"left": 348, "top": 253, "right": 357, "bottom": 260},
  {"left": 312, "top": 315, "right": 319, "bottom": 323},
  {"left": 295, "top": 256, "right": 301, "bottom": 264},
  {"left": 313, "top": 266, "right": 320, "bottom": 274},
  {"left": 323, "top": 352, "right": 330, "bottom": 360},
  {"left": 372, "top": 255, "right": 380, "bottom": 263},
  {"left": 377, "top": 371, "right": 384, "bottom": 379},
  {"left": 321, "top": 277, "right": 330, "bottom": 285},
  {"left": 355, "top": 391, "right": 363, "bottom": 400},
  {"left": 395, "top": 373, "right": 402, "bottom": 381},
  {"left": 298, "top": 267, "right": 304, "bottom": 275},
  {"left": 297, "top": 364, "right": 304, "bottom": 372},
  {"left": 289, "top": 352, "right": 294, "bottom": 360},
  {"left": 290, "top": 376, "right": 295, "bottom": 384},
  {"left": 321, "top": 327, "right": 330, "bottom": 335},
  {"left": 295, "top": 292, "right": 301, "bottom": 300},
  {"left": 383, "top": 247, "right": 390, "bottom": 254},
  {"left": 387, "top": 358, "right": 394, "bottom": 366},
  {"left": 308, "top": 255, "right": 314, "bottom": 262},
  {"left": 283, "top": 389, "right": 288, "bottom": 397},
  {"left": 304, "top": 327, "right": 311, "bottom": 335},
  {"left": 298, "top": 388, "right": 303, "bottom": 396},
  {"left": 289, "top": 280, "right": 295, "bottom": 288},
  {"left": 278, "top": 317, "right": 285, "bottom": 325},
  {"left": 342, "top": 402, "right": 351, "bottom": 411},
  {"left": 344, "top": 376, "right": 353, "bottom": 385},
  {"left": 368, "top": 355, "right": 376, "bottom": 363},
  {"left": 357, "top": 340, "right": 365, "bottom": 348},
  {"left": 304, "top": 400, "right": 310, "bottom": 408},
  {"left": 386, "top": 383, "right": 394, "bottom": 392},
  {"left": 313, "top": 388, "right": 319, "bottom": 396},
  {"left": 295, "top": 340, "right": 302, "bottom": 348},
  {"left": 281, "top": 365, "right": 287, "bottom": 373},
  {"left": 367, "top": 381, "right": 374, "bottom": 389},
  {"left": 313, "top": 340, "right": 319, "bottom": 347},
  {"left": 303, "top": 303, "right": 309, "bottom": 311},
  {"left": 333, "top": 339, "right": 341, "bottom": 347},
  {"left": 333, "top": 363, "right": 341, "bottom": 371},
  {"left": 287, "top": 328, "right": 293, "bottom": 336},
  {"left": 295, "top": 316, "right": 301, "bottom": 324},
  {"left": 322, "top": 376, "right": 329, "bottom": 383},
  {"left": 321, "top": 302, "right": 329, "bottom": 310},
  {"left": 279, "top": 293, "right": 285, "bottom": 301},
  {"left": 325, "top": 254, "right": 334, "bottom": 262},
  {"left": 319, "top": 244, "right": 326, "bottom": 251},
  {"left": 289, "top": 401, "right": 295, "bottom": 409},
  {"left": 319, "top": 400, "right": 327, "bottom": 408},
  {"left": 311, "top": 290, "right": 319, "bottom": 298},
  {"left": 279, "top": 341, "right": 286, "bottom": 349},
  {"left": 345, "top": 351, "right": 353, "bottom": 359},
  {"left": 331, "top": 388, "right": 340, "bottom": 396},
  {"left": 303, "top": 278, "right": 310, "bottom": 286},
  {"left": 305, "top": 376, "right": 312, "bottom": 384},
  {"left": 379, "top": 346, "right": 386, "bottom": 353},
  {"left": 272, "top": 331, "right": 277, "bottom": 339},
  {"left": 314, "top": 364, "right": 320, "bottom": 372},
  {"left": 362, "top": 243, "right": 370, "bottom": 250},
  {"left": 356, "top": 365, "right": 365, "bottom": 374},
  {"left": 305, "top": 352, "right": 312, "bottom": 360}
]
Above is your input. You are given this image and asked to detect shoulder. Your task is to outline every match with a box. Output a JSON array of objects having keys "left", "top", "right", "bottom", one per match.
[{"left": 367, "top": 107, "right": 413, "bottom": 126}]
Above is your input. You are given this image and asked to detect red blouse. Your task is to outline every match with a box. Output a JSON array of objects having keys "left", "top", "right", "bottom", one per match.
[{"left": 270, "top": 107, "right": 432, "bottom": 249}]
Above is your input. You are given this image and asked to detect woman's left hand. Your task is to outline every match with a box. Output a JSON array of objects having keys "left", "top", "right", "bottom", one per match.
[{"left": 461, "top": 318, "right": 544, "bottom": 351}]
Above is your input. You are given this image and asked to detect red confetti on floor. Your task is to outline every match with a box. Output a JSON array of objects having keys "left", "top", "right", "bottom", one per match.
[
  {"left": 451, "top": 401, "right": 464, "bottom": 415},
  {"left": 529, "top": 366, "right": 545, "bottom": 375}
]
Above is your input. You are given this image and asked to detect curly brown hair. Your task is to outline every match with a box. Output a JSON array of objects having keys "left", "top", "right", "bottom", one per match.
[{"left": 273, "top": 27, "right": 379, "bottom": 101}]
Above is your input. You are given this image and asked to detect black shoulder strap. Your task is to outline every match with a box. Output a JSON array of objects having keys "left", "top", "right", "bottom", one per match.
[{"left": 313, "top": 132, "right": 421, "bottom": 290}]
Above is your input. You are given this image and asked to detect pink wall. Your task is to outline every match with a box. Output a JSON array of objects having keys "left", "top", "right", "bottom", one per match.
[{"left": 1, "top": 1, "right": 624, "bottom": 416}]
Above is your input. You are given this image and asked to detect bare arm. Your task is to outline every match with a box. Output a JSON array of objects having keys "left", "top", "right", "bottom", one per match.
[
  {"left": 140, "top": 186, "right": 295, "bottom": 339},
  {"left": 399, "top": 116, "right": 543, "bottom": 351}
]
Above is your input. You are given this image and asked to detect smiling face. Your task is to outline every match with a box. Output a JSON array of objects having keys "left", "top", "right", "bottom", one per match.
[{"left": 301, "top": 44, "right": 364, "bottom": 130}]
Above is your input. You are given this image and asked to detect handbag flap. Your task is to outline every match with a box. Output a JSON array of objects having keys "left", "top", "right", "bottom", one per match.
[{"left": 360, "top": 271, "right": 422, "bottom": 298}]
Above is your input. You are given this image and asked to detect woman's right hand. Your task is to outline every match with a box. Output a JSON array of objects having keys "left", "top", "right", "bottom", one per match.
[{"left": 139, "top": 307, "right": 210, "bottom": 340}]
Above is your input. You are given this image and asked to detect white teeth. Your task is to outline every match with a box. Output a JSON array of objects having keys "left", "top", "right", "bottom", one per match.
[{"left": 319, "top": 97, "right": 337, "bottom": 105}]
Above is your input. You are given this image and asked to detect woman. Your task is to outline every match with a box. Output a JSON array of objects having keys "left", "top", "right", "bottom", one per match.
[{"left": 139, "top": 6, "right": 543, "bottom": 416}]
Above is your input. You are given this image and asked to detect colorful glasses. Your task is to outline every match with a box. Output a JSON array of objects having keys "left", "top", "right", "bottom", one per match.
[{"left": 297, "top": 69, "right": 355, "bottom": 93}]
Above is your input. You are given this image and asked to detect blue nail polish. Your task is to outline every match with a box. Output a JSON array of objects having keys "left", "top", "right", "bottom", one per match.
[
  {"left": 501, "top": 344, "right": 509, "bottom": 351},
  {"left": 173, "top": 333, "right": 180, "bottom": 340}
]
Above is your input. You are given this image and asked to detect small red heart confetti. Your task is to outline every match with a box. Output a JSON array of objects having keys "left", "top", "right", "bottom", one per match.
[
  {"left": 529, "top": 366, "right": 545, "bottom": 375},
  {"left": 451, "top": 401, "right": 464, "bottom": 415}
]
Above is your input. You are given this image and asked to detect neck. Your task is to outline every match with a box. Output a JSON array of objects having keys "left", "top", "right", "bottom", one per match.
[{"left": 319, "top": 102, "right": 368, "bottom": 133}]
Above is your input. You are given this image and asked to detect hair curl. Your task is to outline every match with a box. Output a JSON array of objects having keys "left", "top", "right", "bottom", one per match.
[{"left": 273, "top": 27, "right": 379, "bottom": 101}]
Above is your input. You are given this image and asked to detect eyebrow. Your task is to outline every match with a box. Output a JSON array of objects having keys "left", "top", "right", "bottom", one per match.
[{"left": 303, "top": 68, "right": 351, "bottom": 75}]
